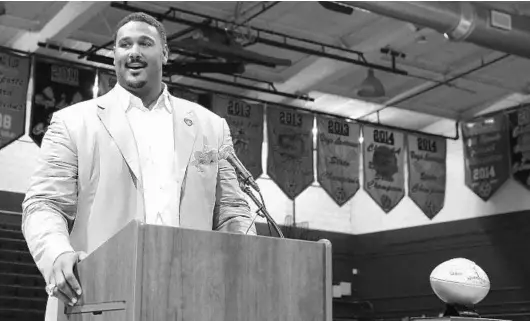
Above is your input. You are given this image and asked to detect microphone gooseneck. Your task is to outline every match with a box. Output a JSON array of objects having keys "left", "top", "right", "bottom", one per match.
[
  {"left": 219, "top": 145, "right": 284, "bottom": 238},
  {"left": 219, "top": 145, "right": 260, "bottom": 192}
]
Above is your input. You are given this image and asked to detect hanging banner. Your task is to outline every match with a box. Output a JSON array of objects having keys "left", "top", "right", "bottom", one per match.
[
  {"left": 0, "top": 50, "right": 31, "bottom": 150},
  {"left": 212, "top": 95, "right": 264, "bottom": 178},
  {"left": 363, "top": 125, "right": 405, "bottom": 213},
  {"left": 267, "top": 105, "right": 314, "bottom": 199},
  {"left": 97, "top": 70, "right": 116, "bottom": 96},
  {"left": 407, "top": 133, "right": 447, "bottom": 219},
  {"left": 508, "top": 106, "right": 530, "bottom": 190},
  {"left": 461, "top": 113, "right": 510, "bottom": 200},
  {"left": 30, "top": 58, "right": 96, "bottom": 146},
  {"left": 316, "top": 115, "right": 361, "bottom": 206}
]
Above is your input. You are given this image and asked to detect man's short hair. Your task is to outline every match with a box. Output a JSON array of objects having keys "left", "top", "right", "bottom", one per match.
[{"left": 114, "top": 12, "right": 167, "bottom": 47}]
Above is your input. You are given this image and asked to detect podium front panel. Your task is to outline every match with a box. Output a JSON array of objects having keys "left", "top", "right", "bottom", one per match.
[{"left": 141, "top": 225, "right": 328, "bottom": 321}]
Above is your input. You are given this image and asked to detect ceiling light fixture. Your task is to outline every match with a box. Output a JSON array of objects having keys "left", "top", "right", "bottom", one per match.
[
  {"left": 357, "top": 69, "right": 385, "bottom": 98},
  {"left": 318, "top": 1, "right": 354, "bottom": 15}
]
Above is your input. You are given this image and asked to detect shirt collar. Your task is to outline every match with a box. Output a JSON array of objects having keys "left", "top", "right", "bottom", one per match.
[{"left": 114, "top": 82, "right": 172, "bottom": 113}]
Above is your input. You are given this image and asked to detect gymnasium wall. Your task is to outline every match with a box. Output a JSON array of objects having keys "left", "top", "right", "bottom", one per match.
[{"left": 3, "top": 117, "right": 530, "bottom": 236}]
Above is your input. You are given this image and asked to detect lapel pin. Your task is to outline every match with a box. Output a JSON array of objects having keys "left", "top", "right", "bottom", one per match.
[{"left": 184, "top": 118, "right": 193, "bottom": 126}]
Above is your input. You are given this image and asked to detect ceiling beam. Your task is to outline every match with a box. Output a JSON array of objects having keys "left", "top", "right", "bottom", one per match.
[
  {"left": 460, "top": 93, "right": 530, "bottom": 119},
  {"left": 419, "top": 119, "right": 459, "bottom": 139},
  {"left": 0, "top": 15, "right": 41, "bottom": 31},
  {"left": 349, "top": 53, "right": 511, "bottom": 121},
  {"left": 7, "top": 1, "right": 109, "bottom": 52},
  {"left": 317, "top": 84, "right": 460, "bottom": 120},
  {"left": 234, "top": 16, "right": 415, "bottom": 104},
  {"left": 378, "top": 53, "right": 522, "bottom": 93}
]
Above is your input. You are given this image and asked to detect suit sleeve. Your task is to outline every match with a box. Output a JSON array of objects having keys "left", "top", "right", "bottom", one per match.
[
  {"left": 213, "top": 118, "right": 257, "bottom": 235},
  {"left": 22, "top": 112, "right": 77, "bottom": 283}
]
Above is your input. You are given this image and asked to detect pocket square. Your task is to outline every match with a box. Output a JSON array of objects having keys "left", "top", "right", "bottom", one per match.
[{"left": 191, "top": 142, "right": 219, "bottom": 172}]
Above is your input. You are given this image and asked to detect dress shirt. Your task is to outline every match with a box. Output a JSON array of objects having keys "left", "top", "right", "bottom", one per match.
[{"left": 114, "top": 83, "right": 179, "bottom": 226}]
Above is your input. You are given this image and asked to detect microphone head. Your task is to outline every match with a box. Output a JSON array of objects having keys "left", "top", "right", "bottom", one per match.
[{"left": 218, "top": 144, "right": 235, "bottom": 160}]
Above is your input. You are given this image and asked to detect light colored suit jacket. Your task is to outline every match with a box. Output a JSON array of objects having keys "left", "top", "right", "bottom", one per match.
[{"left": 22, "top": 86, "right": 256, "bottom": 320}]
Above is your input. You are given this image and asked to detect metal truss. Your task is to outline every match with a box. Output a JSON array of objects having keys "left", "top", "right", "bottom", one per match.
[{"left": 108, "top": 1, "right": 408, "bottom": 75}]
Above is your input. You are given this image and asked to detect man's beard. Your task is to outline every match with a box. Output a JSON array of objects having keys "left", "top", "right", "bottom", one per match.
[{"left": 125, "top": 79, "right": 147, "bottom": 89}]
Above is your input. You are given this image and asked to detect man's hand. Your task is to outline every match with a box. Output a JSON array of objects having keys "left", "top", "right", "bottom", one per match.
[{"left": 48, "top": 251, "right": 87, "bottom": 306}]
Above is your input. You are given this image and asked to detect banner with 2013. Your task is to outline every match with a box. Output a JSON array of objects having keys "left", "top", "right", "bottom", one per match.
[
  {"left": 267, "top": 105, "right": 314, "bottom": 199},
  {"left": 316, "top": 115, "right": 361, "bottom": 206},
  {"left": 212, "top": 95, "right": 264, "bottom": 179}
]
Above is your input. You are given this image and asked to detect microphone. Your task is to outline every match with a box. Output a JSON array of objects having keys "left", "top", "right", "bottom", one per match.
[
  {"left": 219, "top": 145, "right": 284, "bottom": 238},
  {"left": 219, "top": 145, "right": 260, "bottom": 192}
]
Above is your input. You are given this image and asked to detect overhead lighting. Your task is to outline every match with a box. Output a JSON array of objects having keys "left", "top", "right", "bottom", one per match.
[{"left": 357, "top": 69, "right": 385, "bottom": 98}]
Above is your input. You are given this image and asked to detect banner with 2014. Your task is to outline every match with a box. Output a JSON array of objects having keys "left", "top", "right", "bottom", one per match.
[
  {"left": 363, "top": 126, "right": 406, "bottom": 213},
  {"left": 461, "top": 114, "right": 510, "bottom": 201}
]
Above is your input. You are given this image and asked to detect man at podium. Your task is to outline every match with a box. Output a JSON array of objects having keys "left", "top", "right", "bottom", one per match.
[{"left": 21, "top": 11, "right": 257, "bottom": 320}]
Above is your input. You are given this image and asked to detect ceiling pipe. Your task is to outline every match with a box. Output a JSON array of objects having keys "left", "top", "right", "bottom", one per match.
[{"left": 336, "top": 1, "right": 530, "bottom": 59}]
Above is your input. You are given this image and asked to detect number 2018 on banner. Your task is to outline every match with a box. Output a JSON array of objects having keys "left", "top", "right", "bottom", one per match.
[
  {"left": 473, "top": 166, "right": 495, "bottom": 180},
  {"left": 0, "top": 113, "right": 12, "bottom": 130}
]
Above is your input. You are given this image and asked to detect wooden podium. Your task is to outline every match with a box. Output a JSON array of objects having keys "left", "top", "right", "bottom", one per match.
[{"left": 58, "top": 220, "right": 332, "bottom": 321}]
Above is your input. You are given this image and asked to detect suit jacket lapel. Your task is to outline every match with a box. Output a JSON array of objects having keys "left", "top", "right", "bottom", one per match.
[
  {"left": 96, "top": 88, "right": 142, "bottom": 187},
  {"left": 171, "top": 96, "right": 198, "bottom": 184}
]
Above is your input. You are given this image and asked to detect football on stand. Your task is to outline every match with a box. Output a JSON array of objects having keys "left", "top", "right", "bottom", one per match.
[{"left": 429, "top": 258, "right": 490, "bottom": 306}]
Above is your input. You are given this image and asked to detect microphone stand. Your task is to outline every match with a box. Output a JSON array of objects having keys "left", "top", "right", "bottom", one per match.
[{"left": 240, "top": 182, "right": 284, "bottom": 238}]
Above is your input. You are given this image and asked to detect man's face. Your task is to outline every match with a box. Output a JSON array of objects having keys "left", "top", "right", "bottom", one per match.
[{"left": 113, "top": 21, "right": 168, "bottom": 91}]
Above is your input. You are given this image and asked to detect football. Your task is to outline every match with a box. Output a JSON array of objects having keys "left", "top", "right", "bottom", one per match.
[{"left": 429, "top": 258, "right": 490, "bottom": 305}]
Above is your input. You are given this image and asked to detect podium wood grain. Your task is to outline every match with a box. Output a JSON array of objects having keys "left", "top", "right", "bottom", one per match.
[
  {"left": 60, "top": 220, "right": 331, "bottom": 321},
  {"left": 59, "top": 221, "right": 143, "bottom": 321}
]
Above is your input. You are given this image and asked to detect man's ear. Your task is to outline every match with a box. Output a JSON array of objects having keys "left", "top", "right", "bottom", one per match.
[
  {"left": 163, "top": 44, "right": 169, "bottom": 65},
  {"left": 112, "top": 46, "right": 116, "bottom": 65}
]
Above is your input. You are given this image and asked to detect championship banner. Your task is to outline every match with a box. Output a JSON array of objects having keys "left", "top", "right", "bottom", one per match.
[
  {"left": 407, "top": 133, "right": 446, "bottom": 219},
  {"left": 316, "top": 115, "right": 361, "bottom": 206},
  {"left": 0, "top": 50, "right": 31, "bottom": 150},
  {"left": 267, "top": 105, "right": 314, "bottom": 199},
  {"left": 508, "top": 106, "right": 530, "bottom": 190},
  {"left": 97, "top": 70, "right": 116, "bottom": 96},
  {"left": 461, "top": 113, "right": 510, "bottom": 200},
  {"left": 30, "top": 58, "right": 96, "bottom": 146},
  {"left": 212, "top": 95, "right": 264, "bottom": 178},
  {"left": 363, "top": 125, "right": 405, "bottom": 213}
]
